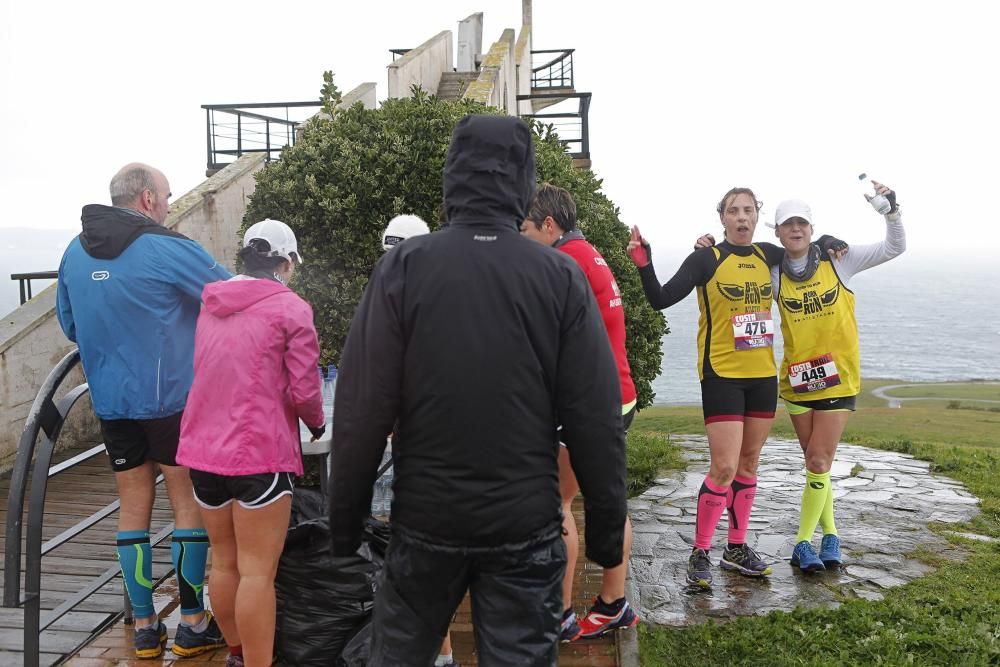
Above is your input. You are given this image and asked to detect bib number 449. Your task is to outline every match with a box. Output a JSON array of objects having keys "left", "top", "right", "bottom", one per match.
[{"left": 789, "top": 354, "right": 842, "bottom": 394}]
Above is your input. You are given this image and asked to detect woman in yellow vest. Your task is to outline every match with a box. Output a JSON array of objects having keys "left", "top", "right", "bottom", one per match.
[
  {"left": 629, "top": 187, "right": 845, "bottom": 588},
  {"left": 772, "top": 181, "right": 905, "bottom": 572}
]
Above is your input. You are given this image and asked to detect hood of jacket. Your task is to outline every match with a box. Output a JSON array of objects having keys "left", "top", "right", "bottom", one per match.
[
  {"left": 79, "top": 204, "right": 184, "bottom": 259},
  {"left": 202, "top": 277, "right": 290, "bottom": 317},
  {"left": 442, "top": 115, "right": 536, "bottom": 230}
]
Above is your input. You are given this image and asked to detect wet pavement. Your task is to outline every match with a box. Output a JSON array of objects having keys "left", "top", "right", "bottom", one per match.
[{"left": 626, "top": 436, "right": 981, "bottom": 625}]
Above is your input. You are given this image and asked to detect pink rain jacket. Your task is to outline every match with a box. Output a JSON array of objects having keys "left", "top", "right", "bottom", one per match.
[{"left": 177, "top": 277, "right": 325, "bottom": 476}]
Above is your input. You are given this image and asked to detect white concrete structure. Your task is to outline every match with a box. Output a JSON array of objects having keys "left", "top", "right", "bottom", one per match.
[
  {"left": 387, "top": 31, "right": 453, "bottom": 98},
  {"left": 457, "top": 13, "right": 483, "bottom": 72}
]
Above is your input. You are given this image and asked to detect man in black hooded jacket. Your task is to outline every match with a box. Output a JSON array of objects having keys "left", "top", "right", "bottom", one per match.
[{"left": 329, "top": 115, "right": 627, "bottom": 665}]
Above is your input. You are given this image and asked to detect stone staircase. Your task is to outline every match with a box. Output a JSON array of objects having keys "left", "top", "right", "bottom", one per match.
[{"left": 437, "top": 71, "right": 481, "bottom": 101}]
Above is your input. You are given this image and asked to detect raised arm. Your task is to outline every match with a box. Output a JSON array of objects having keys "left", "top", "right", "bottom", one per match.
[
  {"left": 628, "top": 225, "right": 709, "bottom": 310},
  {"left": 834, "top": 182, "right": 906, "bottom": 283}
]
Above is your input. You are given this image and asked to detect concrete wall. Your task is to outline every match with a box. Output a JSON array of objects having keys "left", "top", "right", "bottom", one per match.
[
  {"left": 464, "top": 29, "right": 517, "bottom": 115},
  {"left": 457, "top": 13, "right": 483, "bottom": 72},
  {"left": 0, "top": 156, "right": 264, "bottom": 473},
  {"left": 515, "top": 25, "right": 533, "bottom": 116},
  {"left": 168, "top": 153, "right": 265, "bottom": 269},
  {"left": 387, "top": 31, "right": 453, "bottom": 98}
]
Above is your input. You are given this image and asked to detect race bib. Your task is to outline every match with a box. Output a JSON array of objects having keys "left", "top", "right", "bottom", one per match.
[
  {"left": 789, "top": 354, "right": 842, "bottom": 394},
  {"left": 731, "top": 311, "right": 774, "bottom": 350}
]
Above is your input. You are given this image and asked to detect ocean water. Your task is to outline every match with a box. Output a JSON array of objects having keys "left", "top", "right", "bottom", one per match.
[{"left": 649, "top": 250, "right": 1000, "bottom": 405}]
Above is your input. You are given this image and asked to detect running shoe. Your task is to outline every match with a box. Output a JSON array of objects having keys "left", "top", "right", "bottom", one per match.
[
  {"left": 577, "top": 597, "right": 640, "bottom": 638},
  {"left": 225, "top": 655, "right": 245, "bottom": 667},
  {"left": 171, "top": 611, "right": 226, "bottom": 657},
  {"left": 559, "top": 609, "right": 582, "bottom": 642},
  {"left": 686, "top": 548, "right": 713, "bottom": 588},
  {"left": 720, "top": 544, "right": 773, "bottom": 577},
  {"left": 133, "top": 620, "right": 167, "bottom": 660},
  {"left": 791, "top": 540, "right": 826, "bottom": 573},
  {"left": 819, "top": 534, "right": 842, "bottom": 568}
]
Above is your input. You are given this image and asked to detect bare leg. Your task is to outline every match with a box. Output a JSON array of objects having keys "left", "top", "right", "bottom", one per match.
[
  {"left": 233, "top": 496, "right": 291, "bottom": 667},
  {"left": 557, "top": 447, "right": 580, "bottom": 611},
  {"left": 737, "top": 416, "right": 774, "bottom": 479},
  {"left": 161, "top": 464, "right": 207, "bottom": 626},
  {"left": 115, "top": 462, "right": 157, "bottom": 626},
  {"left": 793, "top": 412, "right": 851, "bottom": 474},
  {"left": 704, "top": 421, "right": 745, "bottom": 486},
  {"left": 598, "top": 516, "right": 632, "bottom": 602},
  {"left": 199, "top": 502, "right": 240, "bottom": 651}
]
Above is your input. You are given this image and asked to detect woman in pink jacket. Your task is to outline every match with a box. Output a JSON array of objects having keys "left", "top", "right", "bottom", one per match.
[{"left": 177, "top": 219, "right": 325, "bottom": 667}]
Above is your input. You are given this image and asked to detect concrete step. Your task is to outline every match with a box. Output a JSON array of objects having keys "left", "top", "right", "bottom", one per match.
[{"left": 437, "top": 71, "right": 481, "bottom": 101}]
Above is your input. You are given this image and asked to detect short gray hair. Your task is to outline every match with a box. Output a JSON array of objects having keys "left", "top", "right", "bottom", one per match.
[{"left": 109, "top": 165, "right": 158, "bottom": 206}]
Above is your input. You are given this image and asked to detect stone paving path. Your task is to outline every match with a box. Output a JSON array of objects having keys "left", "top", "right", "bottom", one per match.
[{"left": 626, "top": 436, "right": 980, "bottom": 626}]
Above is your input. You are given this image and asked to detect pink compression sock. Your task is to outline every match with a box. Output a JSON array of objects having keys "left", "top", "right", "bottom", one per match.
[
  {"left": 694, "top": 476, "right": 730, "bottom": 549},
  {"left": 727, "top": 475, "right": 758, "bottom": 545}
]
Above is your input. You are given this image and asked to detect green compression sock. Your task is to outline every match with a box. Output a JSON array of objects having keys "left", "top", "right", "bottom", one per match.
[
  {"left": 820, "top": 475, "right": 839, "bottom": 536},
  {"left": 796, "top": 470, "right": 831, "bottom": 543}
]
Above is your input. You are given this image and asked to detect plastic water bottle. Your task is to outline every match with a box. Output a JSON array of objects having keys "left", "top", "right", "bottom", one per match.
[
  {"left": 857, "top": 173, "right": 891, "bottom": 214},
  {"left": 371, "top": 439, "right": 394, "bottom": 517},
  {"left": 322, "top": 364, "right": 337, "bottom": 428}
]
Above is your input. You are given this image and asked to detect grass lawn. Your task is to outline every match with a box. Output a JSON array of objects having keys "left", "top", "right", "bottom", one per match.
[{"left": 630, "top": 380, "right": 1000, "bottom": 666}]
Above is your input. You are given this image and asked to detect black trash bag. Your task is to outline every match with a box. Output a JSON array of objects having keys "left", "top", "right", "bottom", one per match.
[
  {"left": 336, "top": 620, "right": 372, "bottom": 667},
  {"left": 275, "top": 488, "right": 388, "bottom": 665}
]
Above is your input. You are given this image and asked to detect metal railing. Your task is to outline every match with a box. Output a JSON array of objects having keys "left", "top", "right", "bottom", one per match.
[
  {"left": 3, "top": 349, "right": 176, "bottom": 666},
  {"left": 11, "top": 271, "right": 58, "bottom": 305},
  {"left": 531, "top": 49, "right": 574, "bottom": 89},
  {"left": 389, "top": 48, "right": 411, "bottom": 61},
  {"left": 202, "top": 102, "right": 323, "bottom": 173},
  {"left": 519, "top": 92, "right": 592, "bottom": 160}
]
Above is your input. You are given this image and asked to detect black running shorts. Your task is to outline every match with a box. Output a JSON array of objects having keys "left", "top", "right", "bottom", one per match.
[
  {"left": 99, "top": 412, "right": 183, "bottom": 472},
  {"left": 190, "top": 470, "right": 295, "bottom": 510},
  {"left": 700, "top": 376, "right": 778, "bottom": 424}
]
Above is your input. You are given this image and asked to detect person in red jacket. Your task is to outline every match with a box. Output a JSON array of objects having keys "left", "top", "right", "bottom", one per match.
[
  {"left": 177, "top": 219, "right": 325, "bottom": 667},
  {"left": 520, "top": 184, "right": 639, "bottom": 641}
]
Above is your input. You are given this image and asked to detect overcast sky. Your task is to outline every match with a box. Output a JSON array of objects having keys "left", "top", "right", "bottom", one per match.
[{"left": 2, "top": 0, "right": 997, "bottom": 263}]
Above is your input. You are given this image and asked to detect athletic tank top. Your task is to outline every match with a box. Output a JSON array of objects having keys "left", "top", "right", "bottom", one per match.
[
  {"left": 777, "top": 259, "right": 860, "bottom": 401},
  {"left": 696, "top": 244, "right": 776, "bottom": 380}
]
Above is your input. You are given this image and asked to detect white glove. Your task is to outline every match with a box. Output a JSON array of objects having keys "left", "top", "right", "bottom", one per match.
[{"left": 868, "top": 194, "right": 892, "bottom": 215}]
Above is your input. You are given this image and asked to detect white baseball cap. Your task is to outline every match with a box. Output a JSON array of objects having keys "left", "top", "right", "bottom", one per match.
[
  {"left": 382, "top": 214, "right": 430, "bottom": 250},
  {"left": 773, "top": 199, "right": 813, "bottom": 227},
  {"left": 243, "top": 218, "right": 303, "bottom": 264}
]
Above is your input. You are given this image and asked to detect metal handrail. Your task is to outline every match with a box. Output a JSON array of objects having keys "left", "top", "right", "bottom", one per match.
[
  {"left": 519, "top": 92, "right": 592, "bottom": 160},
  {"left": 531, "top": 49, "right": 574, "bottom": 89},
  {"left": 2, "top": 349, "right": 172, "bottom": 666},
  {"left": 11, "top": 271, "right": 58, "bottom": 305},
  {"left": 201, "top": 102, "right": 322, "bottom": 173}
]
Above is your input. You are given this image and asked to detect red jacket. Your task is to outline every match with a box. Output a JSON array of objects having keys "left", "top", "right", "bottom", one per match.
[
  {"left": 558, "top": 237, "right": 637, "bottom": 406},
  {"left": 177, "top": 276, "right": 324, "bottom": 476}
]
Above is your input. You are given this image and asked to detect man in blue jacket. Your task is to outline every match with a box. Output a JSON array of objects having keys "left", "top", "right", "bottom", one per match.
[{"left": 57, "top": 163, "right": 230, "bottom": 659}]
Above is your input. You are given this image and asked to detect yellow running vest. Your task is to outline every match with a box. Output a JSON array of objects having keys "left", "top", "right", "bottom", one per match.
[
  {"left": 777, "top": 260, "right": 860, "bottom": 401},
  {"left": 696, "top": 245, "right": 776, "bottom": 380}
]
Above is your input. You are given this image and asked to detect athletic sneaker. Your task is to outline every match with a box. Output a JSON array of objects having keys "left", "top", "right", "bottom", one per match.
[
  {"left": 791, "top": 540, "right": 826, "bottom": 573},
  {"left": 819, "top": 534, "right": 842, "bottom": 568},
  {"left": 133, "top": 620, "right": 167, "bottom": 659},
  {"left": 720, "top": 544, "right": 773, "bottom": 577},
  {"left": 225, "top": 655, "right": 244, "bottom": 667},
  {"left": 686, "top": 548, "right": 713, "bottom": 588},
  {"left": 560, "top": 609, "right": 582, "bottom": 642},
  {"left": 577, "top": 597, "right": 640, "bottom": 638},
  {"left": 171, "top": 611, "right": 226, "bottom": 657}
]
